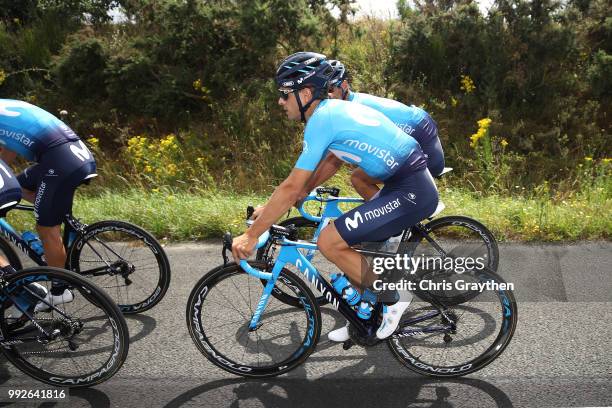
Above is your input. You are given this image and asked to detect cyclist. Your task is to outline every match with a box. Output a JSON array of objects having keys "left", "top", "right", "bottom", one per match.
[
  {"left": 327, "top": 60, "right": 444, "bottom": 200},
  {"left": 232, "top": 52, "right": 439, "bottom": 341},
  {"left": 0, "top": 99, "right": 97, "bottom": 309}
]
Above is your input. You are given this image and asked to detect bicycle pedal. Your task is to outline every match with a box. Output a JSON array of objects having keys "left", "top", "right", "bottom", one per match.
[{"left": 342, "top": 339, "right": 354, "bottom": 350}]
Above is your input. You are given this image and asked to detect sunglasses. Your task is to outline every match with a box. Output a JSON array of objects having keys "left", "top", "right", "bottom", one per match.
[{"left": 278, "top": 88, "right": 293, "bottom": 100}]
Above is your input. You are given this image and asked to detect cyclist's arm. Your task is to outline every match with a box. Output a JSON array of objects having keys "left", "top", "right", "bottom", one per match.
[
  {"left": 299, "top": 152, "right": 343, "bottom": 200},
  {"left": 0, "top": 148, "right": 17, "bottom": 165}
]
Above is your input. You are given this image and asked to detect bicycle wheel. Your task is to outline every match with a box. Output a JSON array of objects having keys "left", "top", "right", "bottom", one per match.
[
  {"left": 406, "top": 216, "right": 499, "bottom": 306},
  {"left": 0, "top": 236, "right": 23, "bottom": 270},
  {"left": 68, "top": 220, "right": 171, "bottom": 314},
  {"left": 388, "top": 267, "right": 517, "bottom": 377},
  {"left": 256, "top": 217, "right": 332, "bottom": 307},
  {"left": 187, "top": 261, "right": 321, "bottom": 378},
  {"left": 0, "top": 267, "right": 130, "bottom": 387}
]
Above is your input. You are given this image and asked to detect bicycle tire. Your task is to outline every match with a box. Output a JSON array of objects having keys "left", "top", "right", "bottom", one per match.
[
  {"left": 187, "top": 261, "right": 321, "bottom": 378},
  {"left": 67, "top": 220, "right": 171, "bottom": 314},
  {"left": 0, "top": 267, "right": 129, "bottom": 387},
  {"left": 0, "top": 236, "right": 23, "bottom": 270},
  {"left": 387, "top": 267, "right": 517, "bottom": 378}
]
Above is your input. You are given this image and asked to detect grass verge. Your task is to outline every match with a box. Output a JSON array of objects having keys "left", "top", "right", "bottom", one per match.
[{"left": 5, "top": 186, "right": 609, "bottom": 242}]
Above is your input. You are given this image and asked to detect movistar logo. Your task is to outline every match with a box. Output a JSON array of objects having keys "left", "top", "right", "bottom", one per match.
[
  {"left": 344, "top": 198, "right": 402, "bottom": 231},
  {"left": 344, "top": 211, "right": 363, "bottom": 231},
  {"left": 70, "top": 140, "right": 91, "bottom": 162}
]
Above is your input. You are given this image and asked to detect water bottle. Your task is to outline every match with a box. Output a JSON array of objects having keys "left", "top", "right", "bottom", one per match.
[
  {"left": 331, "top": 273, "right": 361, "bottom": 306},
  {"left": 22, "top": 231, "right": 44, "bottom": 256},
  {"left": 357, "top": 288, "right": 378, "bottom": 320}
]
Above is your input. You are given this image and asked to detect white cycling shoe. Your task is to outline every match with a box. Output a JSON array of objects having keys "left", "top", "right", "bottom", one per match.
[
  {"left": 35, "top": 289, "right": 74, "bottom": 312},
  {"left": 328, "top": 323, "right": 350, "bottom": 342},
  {"left": 376, "top": 297, "right": 413, "bottom": 339}
]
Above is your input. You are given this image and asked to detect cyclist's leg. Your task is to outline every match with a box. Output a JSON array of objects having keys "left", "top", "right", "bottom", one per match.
[
  {"left": 334, "top": 167, "right": 439, "bottom": 338},
  {"left": 29, "top": 141, "right": 96, "bottom": 269}
]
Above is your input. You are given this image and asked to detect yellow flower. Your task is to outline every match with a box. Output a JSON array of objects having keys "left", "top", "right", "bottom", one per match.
[
  {"left": 160, "top": 134, "right": 177, "bottom": 151},
  {"left": 145, "top": 165, "right": 152, "bottom": 173},
  {"left": 450, "top": 96, "right": 458, "bottom": 107},
  {"left": 167, "top": 163, "right": 178, "bottom": 176},
  {"left": 87, "top": 137, "right": 99, "bottom": 148},
  {"left": 460, "top": 75, "right": 475, "bottom": 94},
  {"left": 584, "top": 156, "right": 593, "bottom": 161},
  {"left": 193, "top": 79, "right": 202, "bottom": 91},
  {"left": 602, "top": 158, "right": 612, "bottom": 164},
  {"left": 0, "top": 69, "right": 6, "bottom": 86},
  {"left": 477, "top": 118, "right": 492, "bottom": 129},
  {"left": 152, "top": 188, "right": 160, "bottom": 193},
  {"left": 500, "top": 139, "right": 508, "bottom": 148}
]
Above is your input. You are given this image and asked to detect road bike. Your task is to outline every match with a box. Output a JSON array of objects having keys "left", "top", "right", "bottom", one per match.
[
  {"left": 186, "top": 212, "right": 517, "bottom": 378},
  {"left": 0, "top": 203, "right": 171, "bottom": 314},
  {"left": 257, "top": 184, "right": 499, "bottom": 307},
  {"left": 0, "top": 265, "right": 129, "bottom": 386}
]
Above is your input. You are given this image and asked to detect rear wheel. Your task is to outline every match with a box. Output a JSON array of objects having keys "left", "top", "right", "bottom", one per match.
[
  {"left": 406, "top": 216, "right": 499, "bottom": 306},
  {"left": 388, "top": 268, "right": 516, "bottom": 377},
  {"left": 68, "top": 220, "right": 171, "bottom": 314}
]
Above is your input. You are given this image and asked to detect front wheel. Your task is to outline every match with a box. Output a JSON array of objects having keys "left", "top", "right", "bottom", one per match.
[
  {"left": 0, "top": 267, "right": 130, "bottom": 387},
  {"left": 68, "top": 220, "right": 171, "bottom": 314},
  {"left": 187, "top": 261, "right": 322, "bottom": 378}
]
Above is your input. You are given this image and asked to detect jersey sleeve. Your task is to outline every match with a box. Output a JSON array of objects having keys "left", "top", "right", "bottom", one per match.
[{"left": 294, "top": 107, "right": 332, "bottom": 171}]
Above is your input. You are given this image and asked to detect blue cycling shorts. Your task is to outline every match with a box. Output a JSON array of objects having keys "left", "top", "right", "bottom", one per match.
[
  {"left": 335, "top": 164, "right": 439, "bottom": 246},
  {"left": 414, "top": 114, "right": 445, "bottom": 177},
  {"left": 17, "top": 140, "right": 96, "bottom": 226}
]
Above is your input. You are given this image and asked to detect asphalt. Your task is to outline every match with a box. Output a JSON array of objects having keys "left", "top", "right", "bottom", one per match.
[{"left": 0, "top": 241, "right": 611, "bottom": 408}]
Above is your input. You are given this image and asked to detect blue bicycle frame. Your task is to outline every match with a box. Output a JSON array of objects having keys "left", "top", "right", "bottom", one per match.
[{"left": 238, "top": 231, "right": 454, "bottom": 339}]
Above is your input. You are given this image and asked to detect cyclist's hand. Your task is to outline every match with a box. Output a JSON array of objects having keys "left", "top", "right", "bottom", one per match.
[
  {"left": 232, "top": 233, "right": 257, "bottom": 261},
  {"left": 250, "top": 206, "right": 265, "bottom": 220}
]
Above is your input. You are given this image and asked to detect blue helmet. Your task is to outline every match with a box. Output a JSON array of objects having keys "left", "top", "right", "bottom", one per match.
[
  {"left": 275, "top": 52, "right": 333, "bottom": 121},
  {"left": 329, "top": 60, "right": 348, "bottom": 87}
]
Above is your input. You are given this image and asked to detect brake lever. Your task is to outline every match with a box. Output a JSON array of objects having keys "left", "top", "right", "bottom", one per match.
[{"left": 222, "top": 232, "right": 232, "bottom": 266}]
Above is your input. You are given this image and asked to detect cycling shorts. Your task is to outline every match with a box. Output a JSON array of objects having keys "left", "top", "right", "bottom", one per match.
[
  {"left": 335, "top": 164, "right": 438, "bottom": 246},
  {"left": 17, "top": 140, "right": 96, "bottom": 226},
  {"left": 414, "top": 115, "right": 445, "bottom": 177}
]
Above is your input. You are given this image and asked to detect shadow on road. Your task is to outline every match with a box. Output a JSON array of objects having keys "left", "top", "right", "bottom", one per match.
[
  {"left": 161, "top": 377, "right": 513, "bottom": 408},
  {"left": 124, "top": 313, "right": 157, "bottom": 344}
]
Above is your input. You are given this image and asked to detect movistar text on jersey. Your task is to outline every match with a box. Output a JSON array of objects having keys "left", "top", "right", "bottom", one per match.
[
  {"left": 372, "top": 254, "right": 486, "bottom": 275},
  {"left": 373, "top": 278, "right": 514, "bottom": 292},
  {"left": 0, "top": 128, "right": 35, "bottom": 147}
]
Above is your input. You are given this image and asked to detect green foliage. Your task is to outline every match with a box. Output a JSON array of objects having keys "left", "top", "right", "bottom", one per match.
[{"left": 0, "top": 0, "right": 609, "bottom": 201}]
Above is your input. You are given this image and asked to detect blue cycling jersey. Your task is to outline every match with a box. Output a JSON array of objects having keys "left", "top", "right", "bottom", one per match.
[
  {"left": 0, "top": 99, "right": 80, "bottom": 161},
  {"left": 348, "top": 92, "right": 433, "bottom": 142},
  {"left": 295, "top": 99, "right": 426, "bottom": 180}
]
